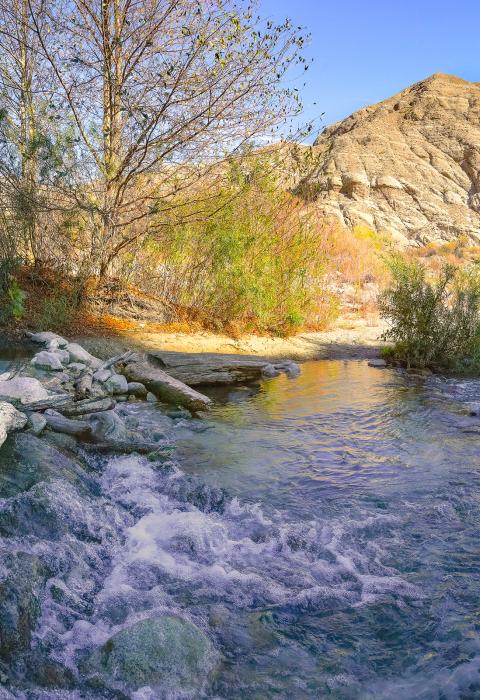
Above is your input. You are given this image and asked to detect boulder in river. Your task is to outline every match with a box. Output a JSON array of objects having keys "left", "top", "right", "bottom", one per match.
[
  {"left": 0, "top": 403, "right": 27, "bottom": 448},
  {"left": 84, "top": 616, "right": 217, "bottom": 695}
]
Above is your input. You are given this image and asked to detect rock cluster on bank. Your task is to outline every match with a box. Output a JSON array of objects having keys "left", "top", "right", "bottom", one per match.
[{"left": 0, "top": 331, "right": 301, "bottom": 451}]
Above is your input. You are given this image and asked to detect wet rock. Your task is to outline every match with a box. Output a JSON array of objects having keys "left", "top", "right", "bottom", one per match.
[
  {"left": 0, "top": 377, "right": 49, "bottom": 404},
  {"left": 84, "top": 616, "right": 217, "bottom": 695},
  {"left": 28, "top": 654, "right": 75, "bottom": 690},
  {"left": 65, "top": 343, "right": 102, "bottom": 369},
  {"left": 261, "top": 364, "right": 281, "bottom": 379},
  {"left": 146, "top": 392, "right": 157, "bottom": 403},
  {"left": 0, "top": 479, "right": 102, "bottom": 542},
  {"left": 127, "top": 381, "right": 147, "bottom": 398},
  {"left": 27, "top": 412, "right": 47, "bottom": 436},
  {"left": 105, "top": 374, "right": 128, "bottom": 395},
  {"left": 89, "top": 410, "right": 127, "bottom": 442},
  {"left": 0, "top": 402, "right": 27, "bottom": 448},
  {"left": 31, "top": 351, "right": 64, "bottom": 371},
  {"left": 0, "top": 433, "right": 95, "bottom": 497},
  {"left": 0, "top": 550, "right": 51, "bottom": 660}
]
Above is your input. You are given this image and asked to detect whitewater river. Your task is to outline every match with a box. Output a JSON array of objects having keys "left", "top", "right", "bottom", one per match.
[{"left": 1, "top": 358, "right": 480, "bottom": 698}]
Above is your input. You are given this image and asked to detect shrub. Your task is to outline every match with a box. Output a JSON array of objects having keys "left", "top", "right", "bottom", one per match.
[
  {"left": 379, "top": 256, "right": 480, "bottom": 372},
  {"left": 0, "top": 258, "right": 27, "bottom": 321},
  {"left": 134, "top": 162, "right": 336, "bottom": 334}
]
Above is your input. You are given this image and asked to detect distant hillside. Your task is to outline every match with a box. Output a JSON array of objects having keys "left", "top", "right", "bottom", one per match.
[{"left": 298, "top": 73, "right": 480, "bottom": 245}]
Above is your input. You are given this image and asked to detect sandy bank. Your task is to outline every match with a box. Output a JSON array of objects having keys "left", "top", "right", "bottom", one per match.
[{"left": 75, "top": 319, "right": 385, "bottom": 363}]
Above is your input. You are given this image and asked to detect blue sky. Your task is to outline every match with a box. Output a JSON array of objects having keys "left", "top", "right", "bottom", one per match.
[{"left": 260, "top": 0, "right": 480, "bottom": 133}]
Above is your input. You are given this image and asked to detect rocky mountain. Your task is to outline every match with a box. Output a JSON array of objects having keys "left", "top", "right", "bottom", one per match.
[{"left": 300, "top": 73, "right": 480, "bottom": 245}]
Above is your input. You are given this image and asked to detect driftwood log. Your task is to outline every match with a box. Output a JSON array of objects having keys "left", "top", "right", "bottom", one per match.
[
  {"left": 146, "top": 351, "right": 300, "bottom": 385},
  {"left": 122, "top": 355, "right": 212, "bottom": 411}
]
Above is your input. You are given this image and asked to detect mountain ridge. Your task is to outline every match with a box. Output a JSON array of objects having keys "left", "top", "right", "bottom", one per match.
[{"left": 301, "top": 73, "right": 480, "bottom": 244}]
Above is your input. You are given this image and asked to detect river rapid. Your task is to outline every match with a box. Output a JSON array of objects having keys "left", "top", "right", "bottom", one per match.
[{"left": 1, "top": 358, "right": 480, "bottom": 698}]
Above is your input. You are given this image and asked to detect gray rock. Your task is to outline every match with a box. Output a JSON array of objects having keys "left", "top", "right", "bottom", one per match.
[
  {"left": 84, "top": 616, "right": 217, "bottom": 695},
  {"left": 27, "top": 331, "right": 68, "bottom": 347},
  {"left": 261, "top": 363, "right": 281, "bottom": 379},
  {"left": 274, "top": 360, "right": 301, "bottom": 378},
  {"left": 146, "top": 392, "right": 157, "bottom": 403},
  {"left": 368, "top": 358, "right": 387, "bottom": 368},
  {"left": 89, "top": 410, "right": 127, "bottom": 442},
  {"left": 93, "top": 368, "right": 112, "bottom": 383},
  {"left": 68, "top": 362, "right": 87, "bottom": 374},
  {"left": 0, "top": 402, "right": 27, "bottom": 447},
  {"left": 127, "top": 381, "right": 147, "bottom": 397},
  {"left": 31, "top": 351, "right": 64, "bottom": 371},
  {"left": 105, "top": 373, "right": 128, "bottom": 395},
  {"left": 28, "top": 412, "right": 47, "bottom": 436},
  {"left": 65, "top": 343, "right": 102, "bottom": 368}
]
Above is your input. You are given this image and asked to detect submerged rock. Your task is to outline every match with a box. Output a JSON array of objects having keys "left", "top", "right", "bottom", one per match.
[
  {"left": 0, "top": 550, "right": 51, "bottom": 661},
  {"left": 84, "top": 616, "right": 217, "bottom": 695},
  {"left": 0, "top": 403, "right": 27, "bottom": 448},
  {"left": 0, "top": 433, "right": 96, "bottom": 498}
]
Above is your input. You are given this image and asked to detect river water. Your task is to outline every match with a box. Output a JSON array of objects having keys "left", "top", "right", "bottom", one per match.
[{"left": 1, "top": 359, "right": 480, "bottom": 698}]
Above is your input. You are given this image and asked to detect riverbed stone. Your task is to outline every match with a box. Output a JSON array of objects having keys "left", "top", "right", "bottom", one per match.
[
  {"left": 65, "top": 343, "right": 102, "bottom": 369},
  {"left": 146, "top": 392, "right": 157, "bottom": 403},
  {"left": 28, "top": 332, "right": 68, "bottom": 347},
  {"left": 31, "top": 351, "right": 64, "bottom": 372},
  {"left": 368, "top": 358, "right": 387, "bottom": 368},
  {"left": 0, "top": 376, "right": 49, "bottom": 405},
  {"left": 93, "top": 368, "right": 112, "bottom": 383},
  {"left": 68, "top": 362, "right": 87, "bottom": 375},
  {"left": 127, "top": 381, "right": 147, "bottom": 398},
  {"left": 84, "top": 616, "right": 217, "bottom": 695},
  {"left": 0, "top": 402, "right": 27, "bottom": 448},
  {"left": 105, "top": 373, "right": 128, "bottom": 395},
  {"left": 28, "top": 412, "right": 47, "bottom": 436},
  {"left": 89, "top": 410, "right": 127, "bottom": 442}
]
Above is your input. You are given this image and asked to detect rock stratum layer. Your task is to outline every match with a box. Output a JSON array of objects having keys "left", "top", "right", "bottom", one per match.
[{"left": 302, "top": 73, "right": 480, "bottom": 245}]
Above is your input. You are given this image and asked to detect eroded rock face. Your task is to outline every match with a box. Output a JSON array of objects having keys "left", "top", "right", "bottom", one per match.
[{"left": 300, "top": 73, "right": 480, "bottom": 245}]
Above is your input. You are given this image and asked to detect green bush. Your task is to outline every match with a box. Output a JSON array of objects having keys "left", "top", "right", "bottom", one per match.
[
  {"left": 379, "top": 256, "right": 480, "bottom": 372},
  {"left": 0, "top": 258, "right": 26, "bottom": 321},
  {"left": 33, "top": 286, "right": 83, "bottom": 331},
  {"left": 138, "top": 161, "right": 336, "bottom": 333}
]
